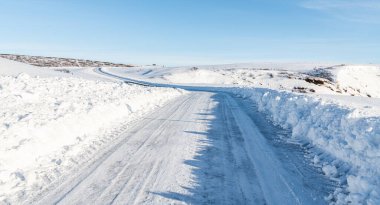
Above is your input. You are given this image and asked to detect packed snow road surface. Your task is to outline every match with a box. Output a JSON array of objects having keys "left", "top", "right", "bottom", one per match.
[{"left": 32, "top": 91, "right": 329, "bottom": 205}]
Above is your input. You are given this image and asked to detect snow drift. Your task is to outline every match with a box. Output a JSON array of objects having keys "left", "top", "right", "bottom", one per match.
[
  {"left": 232, "top": 87, "right": 380, "bottom": 205},
  {"left": 0, "top": 73, "right": 185, "bottom": 204}
]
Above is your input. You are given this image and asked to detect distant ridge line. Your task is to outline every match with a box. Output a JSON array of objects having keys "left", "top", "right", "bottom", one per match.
[{"left": 0, "top": 54, "right": 135, "bottom": 68}]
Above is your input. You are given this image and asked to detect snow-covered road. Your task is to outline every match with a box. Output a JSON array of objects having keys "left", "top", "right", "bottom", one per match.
[
  {"left": 31, "top": 90, "right": 331, "bottom": 205},
  {"left": 2, "top": 59, "right": 379, "bottom": 204}
]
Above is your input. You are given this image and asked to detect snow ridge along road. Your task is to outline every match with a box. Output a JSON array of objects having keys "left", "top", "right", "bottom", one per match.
[{"left": 33, "top": 68, "right": 334, "bottom": 205}]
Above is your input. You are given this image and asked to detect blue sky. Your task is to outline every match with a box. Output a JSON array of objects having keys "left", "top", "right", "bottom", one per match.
[{"left": 0, "top": 0, "right": 379, "bottom": 65}]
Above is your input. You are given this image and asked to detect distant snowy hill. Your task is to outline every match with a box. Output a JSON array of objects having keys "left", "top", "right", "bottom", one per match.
[
  {"left": 0, "top": 57, "right": 71, "bottom": 77},
  {"left": 0, "top": 54, "right": 134, "bottom": 67}
]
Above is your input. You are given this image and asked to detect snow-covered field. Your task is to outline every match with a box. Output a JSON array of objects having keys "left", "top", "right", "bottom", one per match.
[
  {"left": 1, "top": 55, "right": 380, "bottom": 205},
  {"left": 0, "top": 58, "right": 185, "bottom": 204},
  {"left": 110, "top": 63, "right": 380, "bottom": 97}
]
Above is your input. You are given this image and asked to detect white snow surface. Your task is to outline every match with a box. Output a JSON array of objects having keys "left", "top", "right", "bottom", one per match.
[
  {"left": 1, "top": 57, "right": 380, "bottom": 205},
  {"left": 333, "top": 65, "right": 380, "bottom": 98},
  {"left": 0, "top": 60, "right": 185, "bottom": 204}
]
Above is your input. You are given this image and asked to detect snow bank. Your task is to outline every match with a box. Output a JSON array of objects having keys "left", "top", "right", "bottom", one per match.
[
  {"left": 232, "top": 87, "right": 380, "bottom": 205},
  {"left": 0, "top": 74, "right": 185, "bottom": 204}
]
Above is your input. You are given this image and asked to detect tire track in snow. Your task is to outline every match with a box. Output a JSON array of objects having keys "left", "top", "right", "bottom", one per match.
[
  {"left": 104, "top": 95, "right": 200, "bottom": 205},
  {"left": 32, "top": 94, "right": 192, "bottom": 205},
  {"left": 56, "top": 95, "right": 195, "bottom": 205},
  {"left": 94, "top": 95, "right": 194, "bottom": 204}
]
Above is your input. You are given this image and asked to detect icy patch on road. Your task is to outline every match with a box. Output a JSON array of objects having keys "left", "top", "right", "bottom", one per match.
[
  {"left": 232, "top": 87, "right": 380, "bottom": 205},
  {"left": 0, "top": 74, "right": 185, "bottom": 204}
]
